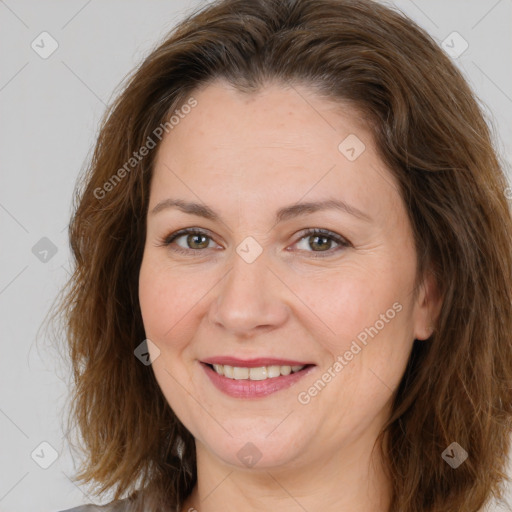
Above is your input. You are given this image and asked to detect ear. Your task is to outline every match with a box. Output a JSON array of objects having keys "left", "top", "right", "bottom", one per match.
[{"left": 413, "top": 269, "right": 443, "bottom": 340}]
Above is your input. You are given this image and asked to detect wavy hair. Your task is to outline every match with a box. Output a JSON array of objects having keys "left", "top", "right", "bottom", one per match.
[{"left": 51, "top": 0, "right": 512, "bottom": 510}]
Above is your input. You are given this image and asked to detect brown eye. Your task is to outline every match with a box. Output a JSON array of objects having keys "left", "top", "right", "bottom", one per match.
[
  {"left": 293, "top": 228, "right": 351, "bottom": 257},
  {"left": 159, "top": 227, "right": 350, "bottom": 257},
  {"left": 162, "top": 228, "right": 218, "bottom": 254},
  {"left": 181, "top": 233, "right": 210, "bottom": 250}
]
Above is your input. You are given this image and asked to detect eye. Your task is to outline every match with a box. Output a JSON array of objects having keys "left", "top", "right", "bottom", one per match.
[
  {"left": 157, "top": 227, "right": 351, "bottom": 257},
  {"left": 158, "top": 228, "right": 219, "bottom": 255},
  {"left": 292, "top": 228, "right": 351, "bottom": 257}
]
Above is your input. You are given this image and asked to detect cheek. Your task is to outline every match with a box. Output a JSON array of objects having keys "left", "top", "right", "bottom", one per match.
[
  {"left": 292, "top": 264, "right": 409, "bottom": 355},
  {"left": 138, "top": 258, "right": 192, "bottom": 345},
  {"left": 295, "top": 269, "right": 413, "bottom": 423}
]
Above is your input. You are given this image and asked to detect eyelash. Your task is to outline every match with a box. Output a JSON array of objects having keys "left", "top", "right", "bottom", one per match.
[{"left": 157, "top": 227, "right": 351, "bottom": 258}]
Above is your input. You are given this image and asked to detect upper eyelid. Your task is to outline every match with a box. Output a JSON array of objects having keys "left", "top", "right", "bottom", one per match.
[
  {"left": 167, "top": 228, "right": 219, "bottom": 245},
  {"left": 166, "top": 227, "right": 350, "bottom": 250}
]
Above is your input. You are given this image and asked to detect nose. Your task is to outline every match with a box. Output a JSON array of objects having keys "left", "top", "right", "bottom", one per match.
[{"left": 208, "top": 250, "right": 290, "bottom": 339}]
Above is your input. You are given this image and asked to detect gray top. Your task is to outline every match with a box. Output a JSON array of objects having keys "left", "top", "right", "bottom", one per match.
[{"left": 58, "top": 499, "right": 132, "bottom": 512}]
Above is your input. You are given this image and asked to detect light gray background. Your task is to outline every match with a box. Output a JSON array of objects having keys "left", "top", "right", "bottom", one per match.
[{"left": 1, "top": 1, "right": 511, "bottom": 511}]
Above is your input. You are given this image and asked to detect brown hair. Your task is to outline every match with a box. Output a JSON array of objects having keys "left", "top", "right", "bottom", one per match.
[{"left": 51, "top": 0, "right": 512, "bottom": 510}]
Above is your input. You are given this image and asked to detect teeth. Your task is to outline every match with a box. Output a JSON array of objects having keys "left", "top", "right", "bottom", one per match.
[
  {"left": 210, "top": 363, "right": 306, "bottom": 380},
  {"left": 267, "top": 365, "right": 281, "bottom": 378},
  {"left": 280, "top": 366, "right": 291, "bottom": 376},
  {"left": 233, "top": 366, "right": 249, "bottom": 379},
  {"left": 249, "top": 366, "right": 267, "bottom": 380}
]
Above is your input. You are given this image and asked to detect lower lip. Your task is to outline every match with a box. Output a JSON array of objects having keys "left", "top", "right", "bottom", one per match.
[{"left": 201, "top": 362, "right": 316, "bottom": 398}]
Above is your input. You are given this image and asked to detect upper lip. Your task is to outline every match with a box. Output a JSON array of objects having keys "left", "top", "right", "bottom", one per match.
[{"left": 202, "top": 356, "right": 314, "bottom": 368}]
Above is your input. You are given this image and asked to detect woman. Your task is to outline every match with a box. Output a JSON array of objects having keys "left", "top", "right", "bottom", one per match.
[{"left": 55, "top": 0, "right": 512, "bottom": 511}]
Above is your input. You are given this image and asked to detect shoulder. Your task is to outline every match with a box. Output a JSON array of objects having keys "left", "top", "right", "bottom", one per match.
[
  {"left": 56, "top": 498, "right": 132, "bottom": 512},
  {"left": 56, "top": 497, "right": 180, "bottom": 512}
]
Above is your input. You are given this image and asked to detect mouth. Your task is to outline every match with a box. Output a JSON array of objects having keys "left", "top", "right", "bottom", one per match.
[
  {"left": 205, "top": 362, "right": 309, "bottom": 380},
  {"left": 200, "top": 358, "right": 316, "bottom": 398}
]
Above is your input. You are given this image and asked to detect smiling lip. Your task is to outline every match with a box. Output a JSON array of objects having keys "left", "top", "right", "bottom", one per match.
[
  {"left": 200, "top": 359, "right": 316, "bottom": 399},
  {"left": 202, "top": 357, "right": 312, "bottom": 367}
]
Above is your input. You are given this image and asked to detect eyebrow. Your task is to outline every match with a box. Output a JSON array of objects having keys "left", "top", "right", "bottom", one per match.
[{"left": 150, "top": 197, "right": 372, "bottom": 223}]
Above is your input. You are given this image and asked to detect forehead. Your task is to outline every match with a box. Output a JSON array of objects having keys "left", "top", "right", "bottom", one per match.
[
  {"left": 151, "top": 80, "right": 402, "bottom": 223},
  {"left": 161, "top": 80, "right": 371, "bottom": 158}
]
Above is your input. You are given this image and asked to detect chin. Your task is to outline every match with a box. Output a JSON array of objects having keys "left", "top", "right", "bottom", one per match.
[{"left": 197, "top": 422, "right": 311, "bottom": 471}]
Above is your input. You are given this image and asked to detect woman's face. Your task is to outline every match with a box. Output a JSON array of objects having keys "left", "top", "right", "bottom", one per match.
[{"left": 138, "top": 80, "right": 436, "bottom": 472}]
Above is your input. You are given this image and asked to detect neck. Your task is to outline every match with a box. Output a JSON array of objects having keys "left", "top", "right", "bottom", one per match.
[{"left": 181, "top": 431, "right": 391, "bottom": 512}]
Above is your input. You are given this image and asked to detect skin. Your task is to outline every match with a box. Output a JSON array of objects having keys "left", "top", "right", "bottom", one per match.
[{"left": 138, "top": 79, "right": 441, "bottom": 512}]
